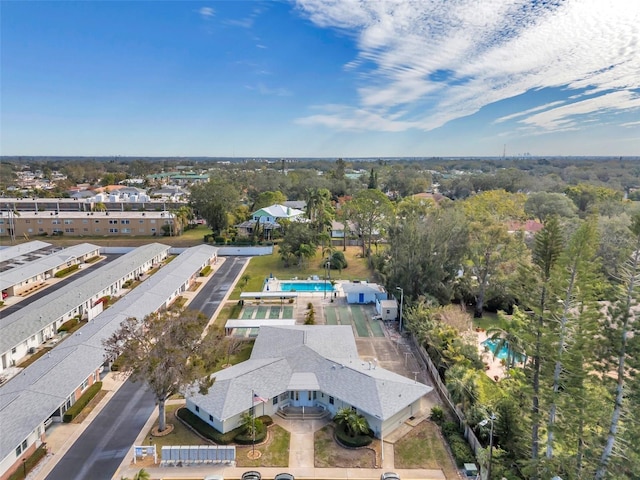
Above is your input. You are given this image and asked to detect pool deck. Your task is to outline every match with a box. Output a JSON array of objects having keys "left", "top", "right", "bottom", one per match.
[{"left": 476, "top": 331, "right": 507, "bottom": 381}]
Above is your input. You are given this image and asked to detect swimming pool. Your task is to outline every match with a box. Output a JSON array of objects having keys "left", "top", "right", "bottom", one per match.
[
  {"left": 278, "top": 281, "right": 335, "bottom": 292},
  {"left": 482, "top": 339, "right": 525, "bottom": 363}
]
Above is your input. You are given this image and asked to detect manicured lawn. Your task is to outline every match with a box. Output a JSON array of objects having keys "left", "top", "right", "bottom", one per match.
[
  {"left": 236, "top": 424, "right": 290, "bottom": 467},
  {"left": 314, "top": 424, "right": 375, "bottom": 468},
  {"left": 145, "top": 403, "right": 204, "bottom": 450},
  {"left": 230, "top": 246, "right": 374, "bottom": 300},
  {"left": 394, "top": 420, "right": 459, "bottom": 480},
  {"left": 476, "top": 371, "right": 504, "bottom": 404},
  {"left": 471, "top": 310, "right": 509, "bottom": 331}
]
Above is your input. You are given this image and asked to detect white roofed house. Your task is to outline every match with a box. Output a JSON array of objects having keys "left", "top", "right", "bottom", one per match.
[
  {"left": 342, "top": 282, "right": 387, "bottom": 305},
  {"left": 236, "top": 204, "right": 305, "bottom": 240},
  {"left": 185, "top": 325, "right": 431, "bottom": 438}
]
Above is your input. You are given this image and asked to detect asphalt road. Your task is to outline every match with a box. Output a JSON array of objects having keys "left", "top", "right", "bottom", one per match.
[
  {"left": 0, "top": 254, "right": 119, "bottom": 317},
  {"left": 44, "top": 256, "right": 249, "bottom": 480}
]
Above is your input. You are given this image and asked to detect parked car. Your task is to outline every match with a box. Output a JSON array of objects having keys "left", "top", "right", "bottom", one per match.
[
  {"left": 241, "top": 471, "right": 261, "bottom": 480},
  {"left": 274, "top": 473, "right": 295, "bottom": 480},
  {"left": 381, "top": 473, "right": 400, "bottom": 480}
]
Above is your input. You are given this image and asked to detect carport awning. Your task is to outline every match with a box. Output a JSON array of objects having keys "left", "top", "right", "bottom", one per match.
[{"left": 287, "top": 372, "right": 320, "bottom": 390}]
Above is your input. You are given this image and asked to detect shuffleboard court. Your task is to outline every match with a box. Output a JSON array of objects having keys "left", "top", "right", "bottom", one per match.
[
  {"left": 325, "top": 307, "right": 338, "bottom": 325},
  {"left": 351, "top": 306, "right": 370, "bottom": 337},
  {"left": 368, "top": 316, "right": 385, "bottom": 337},
  {"left": 283, "top": 306, "right": 294, "bottom": 318},
  {"left": 338, "top": 306, "right": 351, "bottom": 326},
  {"left": 269, "top": 307, "right": 281, "bottom": 319},
  {"left": 256, "top": 306, "right": 268, "bottom": 319},
  {"left": 241, "top": 307, "right": 256, "bottom": 319}
]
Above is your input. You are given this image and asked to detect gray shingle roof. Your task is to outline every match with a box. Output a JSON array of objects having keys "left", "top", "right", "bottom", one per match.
[
  {"left": 0, "top": 243, "right": 101, "bottom": 291},
  {"left": 188, "top": 325, "right": 431, "bottom": 422},
  {"left": 0, "top": 241, "right": 52, "bottom": 263},
  {"left": 0, "top": 244, "right": 218, "bottom": 461},
  {"left": 1, "top": 243, "right": 170, "bottom": 355}
]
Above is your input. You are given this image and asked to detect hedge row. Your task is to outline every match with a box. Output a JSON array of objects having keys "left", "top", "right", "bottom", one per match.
[
  {"left": 334, "top": 423, "right": 373, "bottom": 448},
  {"left": 200, "top": 265, "right": 212, "bottom": 276},
  {"left": 54, "top": 264, "right": 79, "bottom": 278},
  {"left": 63, "top": 382, "right": 102, "bottom": 423},
  {"left": 176, "top": 407, "right": 271, "bottom": 445},
  {"left": 85, "top": 256, "right": 101, "bottom": 264},
  {"left": 441, "top": 421, "right": 475, "bottom": 466}
]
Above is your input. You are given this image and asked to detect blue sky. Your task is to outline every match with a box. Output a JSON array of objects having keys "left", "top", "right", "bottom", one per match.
[{"left": 2, "top": 0, "right": 639, "bottom": 157}]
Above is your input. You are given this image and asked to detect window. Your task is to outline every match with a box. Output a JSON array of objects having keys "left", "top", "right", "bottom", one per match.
[
  {"left": 121, "top": 219, "right": 130, "bottom": 224},
  {"left": 37, "top": 219, "right": 43, "bottom": 224},
  {"left": 94, "top": 220, "right": 100, "bottom": 223},
  {"left": 109, "top": 228, "right": 118, "bottom": 233},
  {"left": 95, "top": 228, "right": 100, "bottom": 233},
  {"left": 329, "top": 396, "right": 334, "bottom": 405},
  {"left": 25, "top": 219, "right": 30, "bottom": 223},
  {"left": 122, "top": 228, "right": 131, "bottom": 233},
  {"left": 139, "top": 219, "right": 144, "bottom": 223},
  {"left": 28, "top": 228, "right": 33, "bottom": 233},
  {"left": 16, "top": 445, "right": 22, "bottom": 457},
  {"left": 22, "top": 440, "right": 27, "bottom": 451},
  {"left": 11, "top": 347, "right": 16, "bottom": 354},
  {"left": 209, "top": 414, "right": 213, "bottom": 421},
  {"left": 150, "top": 228, "right": 156, "bottom": 233},
  {"left": 64, "top": 219, "right": 73, "bottom": 224},
  {"left": 109, "top": 219, "right": 117, "bottom": 224},
  {"left": 195, "top": 405, "right": 200, "bottom": 412},
  {"left": 52, "top": 219, "right": 60, "bottom": 224},
  {"left": 39, "top": 228, "right": 43, "bottom": 232},
  {"left": 82, "top": 219, "right": 88, "bottom": 224},
  {"left": 65, "top": 228, "right": 75, "bottom": 233},
  {"left": 273, "top": 396, "right": 279, "bottom": 405},
  {"left": 139, "top": 229, "right": 145, "bottom": 233},
  {"left": 81, "top": 379, "right": 89, "bottom": 390},
  {"left": 83, "top": 228, "right": 88, "bottom": 232},
  {"left": 150, "top": 219, "right": 156, "bottom": 224}
]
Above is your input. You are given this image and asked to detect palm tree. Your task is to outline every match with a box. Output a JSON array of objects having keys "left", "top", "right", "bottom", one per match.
[
  {"left": 334, "top": 407, "right": 370, "bottom": 437},
  {"left": 446, "top": 364, "right": 479, "bottom": 413},
  {"left": 121, "top": 468, "right": 150, "bottom": 480},
  {"left": 486, "top": 312, "right": 527, "bottom": 372}
]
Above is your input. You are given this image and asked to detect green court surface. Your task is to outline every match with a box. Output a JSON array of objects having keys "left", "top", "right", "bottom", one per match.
[
  {"left": 368, "top": 316, "right": 385, "bottom": 337},
  {"left": 351, "top": 306, "right": 371, "bottom": 337},
  {"left": 256, "top": 306, "right": 268, "bottom": 319},
  {"left": 325, "top": 307, "right": 338, "bottom": 325},
  {"left": 283, "top": 306, "right": 294, "bottom": 318},
  {"left": 269, "top": 306, "right": 281, "bottom": 319},
  {"left": 337, "top": 306, "right": 351, "bottom": 326},
  {"left": 241, "top": 307, "right": 256, "bottom": 319}
]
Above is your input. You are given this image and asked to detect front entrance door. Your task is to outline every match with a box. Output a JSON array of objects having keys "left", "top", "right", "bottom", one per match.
[{"left": 291, "top": 390, "right": 315, "bottom": 407}]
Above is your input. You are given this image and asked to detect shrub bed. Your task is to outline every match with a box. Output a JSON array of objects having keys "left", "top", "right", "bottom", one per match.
[
  {"left": 7, "top": 444, "right": 47, "bottom": 480},
  {"left": 62, "top": 382, "right": 102, "bottom": 423},
  {"left": 54, "top": 264, "right": 79, "bottom": 278},
  {"left": 200, "top": 265, "right": 212, "bottom": 276},
  {"left": 334, "top": 423, "right": 373, "bottom": 448},
  {"left": 177, "top": 407, "right": 237, "bottom": 444},
  {"left": 234, "top": 428, "right": 267, "bottom": 445},
  {"left": 85, "top": 256, "right": 101, "bottom": 263},
  {"left": 57, "top": 317, "right": 80, "bottom": 333},
  {"left": 441, "top": 421, "right": 475, "bottom": 466}
]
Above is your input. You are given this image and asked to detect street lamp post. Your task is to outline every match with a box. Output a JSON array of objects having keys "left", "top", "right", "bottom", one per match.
[
  {"left": 480, "top": 413, "right": 496, "bottom": 480},
  {"left": 396, "top": 287, "right": 404, "bottom": 332},
  {"left": 22, "top": 458, "right": 26, "bottom": 477}
]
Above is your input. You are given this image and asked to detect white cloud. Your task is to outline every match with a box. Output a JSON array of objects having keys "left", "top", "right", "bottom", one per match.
[
  {"left": 294, "top": 0, "right": 640, "bottom": 134},
  {"left": 198, "top": 7, "right": 214, "bottom": 19},
  {"left": 245, "top": 83, "right": 293, "bottom": 97},
  {"left": 621, "top": 120, "right": 640, "bottom": 127}
]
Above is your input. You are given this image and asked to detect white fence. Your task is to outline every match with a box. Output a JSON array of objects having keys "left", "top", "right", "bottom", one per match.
[{"left": 410, "top": 334, "right": 484, "bottom": 456}]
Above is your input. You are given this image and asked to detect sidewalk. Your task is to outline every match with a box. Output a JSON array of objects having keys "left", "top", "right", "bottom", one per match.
[{"left": 28, "top": 257, "right": 228, "bottom": 480}]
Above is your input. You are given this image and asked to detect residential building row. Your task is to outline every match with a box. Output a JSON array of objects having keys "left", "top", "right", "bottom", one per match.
[
  {"left": 0, "top": 243, "right": 170, "bottom": 377},
  {"left": 0, "top": 210, "right": 177, "bottom": 238},
  {"left": 0, "top": 244, "right": 218, "bottom": 480}
]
